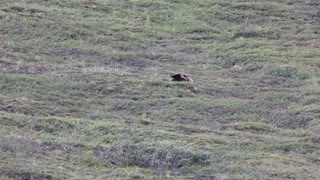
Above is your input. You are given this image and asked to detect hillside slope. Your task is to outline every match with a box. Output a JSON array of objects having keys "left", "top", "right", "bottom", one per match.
[{"left": 1, "top": 0, "right": 320, "bottom": 179}]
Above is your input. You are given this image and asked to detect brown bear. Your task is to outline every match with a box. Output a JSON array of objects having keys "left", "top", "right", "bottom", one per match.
[{"left": 171, "top": 74, "right": 193, "bottom": 82}]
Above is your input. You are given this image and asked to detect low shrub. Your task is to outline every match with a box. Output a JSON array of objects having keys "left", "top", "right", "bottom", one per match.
[
  {"left": 264, "top": 65, "right": 309, "bottom": 80},
  {"left": 103, "top": 142, "right": 211, "bottom": 175}
]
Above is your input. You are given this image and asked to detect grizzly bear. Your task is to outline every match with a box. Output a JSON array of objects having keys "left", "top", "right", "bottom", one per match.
[{"left": 171, "top": 74, "right": 193, "bottom": 82}]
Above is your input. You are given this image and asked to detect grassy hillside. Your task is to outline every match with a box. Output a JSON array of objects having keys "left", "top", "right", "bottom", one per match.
[{"left": 1, "top": 0, "right": 320, "bottom": 179}]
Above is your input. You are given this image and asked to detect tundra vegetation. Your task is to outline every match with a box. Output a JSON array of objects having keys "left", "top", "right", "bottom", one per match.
[{"left": 0, "top": 0, "right": 320, "bottom": 179}]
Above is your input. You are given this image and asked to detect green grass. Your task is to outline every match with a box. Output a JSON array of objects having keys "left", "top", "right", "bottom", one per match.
[{"left": 1, "top": 0, "right": 320, "bottom": 179}]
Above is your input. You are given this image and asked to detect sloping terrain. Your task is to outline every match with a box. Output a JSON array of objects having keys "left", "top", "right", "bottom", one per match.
[{"left": 0, "top": 0, "right": 320, "bottom": 179}]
